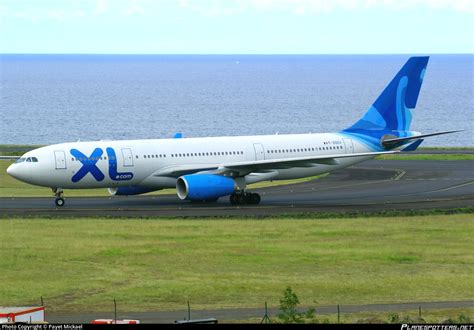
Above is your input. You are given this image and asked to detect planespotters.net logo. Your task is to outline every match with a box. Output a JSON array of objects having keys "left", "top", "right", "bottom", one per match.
[{"left": 402, "top": 325, "right": 474, "bottom": 330}]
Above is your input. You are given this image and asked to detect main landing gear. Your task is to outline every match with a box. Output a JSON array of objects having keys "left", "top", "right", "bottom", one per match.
[
  {"left": 229, "top": 191, "right": 261, "bottom": 205},
  {"left": 52, "top": 188, "right": 65, "bottom": 207}
]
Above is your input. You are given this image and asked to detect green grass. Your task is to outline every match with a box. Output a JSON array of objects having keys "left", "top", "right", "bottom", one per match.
[
  {"left": 0, "top": 215, "right": 473, "bottom": 314},
  {"left": 0, "top": 144, "right": 44, "bottom": 156},
  {"left": 376, "top": 154, "right": 474, "bottom": 161},
  {"left": 419, "top": 146, "right": 474, "bottom": 150}
]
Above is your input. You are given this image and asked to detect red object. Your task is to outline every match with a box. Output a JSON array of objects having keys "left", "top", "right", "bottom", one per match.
[{"left": 0, "top": 307, "right": 45, "bottom": 323}]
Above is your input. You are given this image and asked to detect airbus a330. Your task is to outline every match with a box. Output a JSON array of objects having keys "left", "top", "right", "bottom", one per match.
[{"left": 4, "top": 57, "right": 460, "bottom": 207}]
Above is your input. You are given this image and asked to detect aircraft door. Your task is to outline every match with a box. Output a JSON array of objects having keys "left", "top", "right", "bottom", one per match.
[
  {"left": 343, "top": 138, "right": 354, "bottom": 153},
  {"left": 253, "top": 143, "right": 265, "bottom": 161},
  {"left": 121, "top": 148, "right": 134, "bottom": 167},
  {"left": 54, "top": 150, "right": 67, "bottom": 169}
]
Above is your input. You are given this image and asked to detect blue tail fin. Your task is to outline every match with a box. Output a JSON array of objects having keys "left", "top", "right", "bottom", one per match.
[{"left": 342, "top": 56, "right": 429, "bottom": 149}]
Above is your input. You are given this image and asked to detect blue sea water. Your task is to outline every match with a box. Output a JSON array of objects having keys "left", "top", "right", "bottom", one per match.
[{"left": 0, "top": 54, "right": 472, "bottom": 146}]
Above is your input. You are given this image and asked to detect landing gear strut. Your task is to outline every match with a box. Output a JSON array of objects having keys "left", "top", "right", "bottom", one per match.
[
  {"left": 52, "top": 188, "right": 65, "bottom": 207},
  {"left": 229, "top": 191, "right": 261, "bottom": 205}
]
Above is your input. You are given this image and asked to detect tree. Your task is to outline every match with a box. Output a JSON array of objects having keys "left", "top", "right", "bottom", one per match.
[{"left": 278, "top": 286, "right": 316, "bottom": 324}]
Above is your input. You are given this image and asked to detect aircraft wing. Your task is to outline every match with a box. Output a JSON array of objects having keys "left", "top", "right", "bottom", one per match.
[{"left": 154, "top": 150, "right": 399, "bottom": 178}]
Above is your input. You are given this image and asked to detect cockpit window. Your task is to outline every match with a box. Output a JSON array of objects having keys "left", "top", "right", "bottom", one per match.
[{"left": 14, "top": 157, "right": 38, "bottom": 163}]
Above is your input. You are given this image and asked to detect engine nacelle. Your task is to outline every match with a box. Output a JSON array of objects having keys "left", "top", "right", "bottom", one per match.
[
  {"left": 108, "top": 186, "right": 157, "bottom": 196},
  {"left": 176, "top": 174, "right": 236, "bottom": 201}
]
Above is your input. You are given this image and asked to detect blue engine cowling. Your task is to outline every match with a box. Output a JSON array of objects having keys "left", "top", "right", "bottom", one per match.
[
  {"left": 108, "top": 186, "right": 157, "bottom": 196},
  {"left": 176, "top": 174, "right": 236, "bottom": 201}
]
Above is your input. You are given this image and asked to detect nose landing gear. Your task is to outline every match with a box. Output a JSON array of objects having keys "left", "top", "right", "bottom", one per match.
[
  {"left": 229, "top": 191, "right": 261, "bottom": 205},
  {"left": 52, "top": 188, "right": 65, "bottom": 207}
]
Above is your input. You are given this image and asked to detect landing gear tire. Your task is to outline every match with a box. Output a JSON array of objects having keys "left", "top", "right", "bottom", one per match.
[
  {"left": 230, "top": 192, "right": 261, "bottom": 205},
  {"left": 230, "top": 193, "right": 241, "bottom": 205},
  {"left": 247, "top": 193, "right": 261, "bottom": 205},
  {"left": 52, "top": 188, "right": 65, "bottom": 207}
]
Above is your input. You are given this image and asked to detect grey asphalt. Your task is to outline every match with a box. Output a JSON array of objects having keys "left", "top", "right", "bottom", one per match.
[
  {"left": 46, "top": 300, "right": 474, "bottom": 323},
  {"left": 1, "top": 160, "right": 473, "bottom": 217}
]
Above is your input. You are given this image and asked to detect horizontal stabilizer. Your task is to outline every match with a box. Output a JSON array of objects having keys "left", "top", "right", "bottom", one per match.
[
  {"left": 401, "top": 139, "right": 424, "bottom": 152},
  {"left": 382, "top": 130, "right": 463, "bottom": 148}
]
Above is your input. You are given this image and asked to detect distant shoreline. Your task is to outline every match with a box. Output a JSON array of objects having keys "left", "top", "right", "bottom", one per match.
[{"left": 1, "top": 144, "right": 473, "bottom": 157}]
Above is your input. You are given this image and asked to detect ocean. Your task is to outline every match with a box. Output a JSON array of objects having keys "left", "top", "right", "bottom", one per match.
[{"left": 0, "top": 54, "right": 472, "bottom": 146}]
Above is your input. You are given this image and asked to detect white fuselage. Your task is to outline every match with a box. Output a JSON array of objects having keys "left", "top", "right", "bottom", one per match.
[{"left": 7, "top": 132, "right": 372, "bottom": 190}]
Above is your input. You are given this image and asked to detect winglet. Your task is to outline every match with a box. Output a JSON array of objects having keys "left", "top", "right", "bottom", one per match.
[{"left": 401, "top": 139, "right": 424, "bottom": 152}]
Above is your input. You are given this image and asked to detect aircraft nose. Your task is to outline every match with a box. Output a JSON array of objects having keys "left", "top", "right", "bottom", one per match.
[
  {"left": 6, "top": 163, "right": 16, "bottom": 177},
  {"left": 7, "top": 163, "right": 25, "bottom": 181}
]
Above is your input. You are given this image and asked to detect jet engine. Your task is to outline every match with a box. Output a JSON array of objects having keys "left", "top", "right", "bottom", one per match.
[{"left": 176, "top": 174, "right": 236, "bottom": 201}]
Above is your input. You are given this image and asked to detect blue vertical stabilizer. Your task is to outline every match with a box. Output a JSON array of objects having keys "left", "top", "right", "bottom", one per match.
[{"left": 342, "top": 56, "right": 429, "bottom": 150}]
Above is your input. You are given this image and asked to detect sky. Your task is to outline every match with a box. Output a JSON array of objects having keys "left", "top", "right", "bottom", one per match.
[{"left": 0, "top": 0, "right": 473, "bottom": 54}]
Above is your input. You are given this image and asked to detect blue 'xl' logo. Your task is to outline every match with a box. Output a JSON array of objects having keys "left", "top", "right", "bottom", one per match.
[
  {"left": 70, "top": 147, "right": 134, "bottom": 182},
  {"left": 70, "top": 148, "right": 105, "bottom": 183},
  {"left": 106, "top": 147, "right": 134, "bottom": 181}
]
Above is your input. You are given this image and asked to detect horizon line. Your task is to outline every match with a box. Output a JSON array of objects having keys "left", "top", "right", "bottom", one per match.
[{"left": 1, "top": 52, "right": 473, "bottom": 56}]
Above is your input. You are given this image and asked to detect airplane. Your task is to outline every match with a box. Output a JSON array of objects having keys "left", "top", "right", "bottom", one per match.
[{"left": 4, "top": 56, "right": 461, "bottom": 207}]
